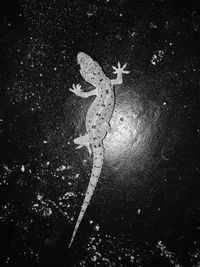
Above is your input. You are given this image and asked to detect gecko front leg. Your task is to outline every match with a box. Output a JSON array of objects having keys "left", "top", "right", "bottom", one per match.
[
  {"left": 111, "top": 62, "right": 130, "bottom": 85},
  {"left": 69, "top": 83, "right": 98, "bottom": 98}
]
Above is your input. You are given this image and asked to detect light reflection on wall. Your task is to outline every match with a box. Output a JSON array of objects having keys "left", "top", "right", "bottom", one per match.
[{"left": 104, "top": 90, "right": 160, "bottom": 174}]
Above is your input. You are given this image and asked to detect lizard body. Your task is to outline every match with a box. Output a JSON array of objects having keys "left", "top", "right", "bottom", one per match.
[{"left": 68, "top": 52, "right": 129, "bottom": 247}]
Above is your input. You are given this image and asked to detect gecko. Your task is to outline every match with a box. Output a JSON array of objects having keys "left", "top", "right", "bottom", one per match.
[{"left": 68, "top": 52, "right": 130, "bottom": 248}]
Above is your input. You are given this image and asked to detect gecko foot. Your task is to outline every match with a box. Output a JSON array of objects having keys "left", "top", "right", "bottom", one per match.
[
  {"left": 111, "top": 62, "right": 130, "bottom": 85},
  {"left": 69, "top": 83, "right": 83, "bottom": 96},
  {"left": 112, "top": 62, "right": 130, "bottom": 75},
  {"left": 73, "top": 134, "right": 92, "bottom": 156}
]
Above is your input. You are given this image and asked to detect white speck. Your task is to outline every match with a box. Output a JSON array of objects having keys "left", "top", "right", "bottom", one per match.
[
  {"left": 53, "top": 67, "right": 57, "bottom": 71},
  {"left": 158, "top": 50, "right": 164, "bottom": 57},
  {"left": 91, "top": 255, "right": 97, "bottom": 262},
  {"left": 131, "top": 32, "right": 137, "bottom": 37},
  {"left": 150, "top": 22, "right": 157, "bottom": 28},
  {"left": 66, "top": 165, "right": 72, "bottom": 169},
  {"left": 37, "top": 193, "right": 43, "bottom": 200},
  {"left": 92, "top": 244, "right": 97, "bottom": 250},
  {"left": 21, "top": 165, "right": 25, "bottom": 172},
  {"left": 151, "top": 55, "right": 157, "bottom": 65},
  {"left": 43, "top": 207, "right": 52, "bottom": 216},
  {"left": 95, "top": 224, "right": 100, "bottom": 231},
  {"left": 137, "top": 209, "right": 141, "bottom": 215},
  {"left": 63, "top": 192, "right": 76, "bottom": 199},
  {"left": 89, "top": 220, "right": 93, "bottom": 224},
  {"left": 43, "top": 140, "right": 48, "bottom": 144},
  {"left": 151, "top": 50, "right": 164, "bottom": 65},
  {"left": 56, "top": 165, "right": 66, "bottom": 171},
  {"left": 3, "top": 164, "right": 11, "bottom": 172},
  {"left": 39, "top": 73, "right": 43, "bottom": 77},
  {"left": 3, "top": 204, "right": 8, "bottom": 209},
  {"left": 163, "top": 102, "right": 167, "bottom": 105},
  {"left": 157, "top": 240, "right": 164, "bottom": 249},
  {"left": 87, "top": 4, "right": 98, "bottom": 17},
  {"left": 6, "top": 257, "right": 10, "bottom": 263},
  {"left": 46, "top": 161, "right": 50, "bottom": 166}
]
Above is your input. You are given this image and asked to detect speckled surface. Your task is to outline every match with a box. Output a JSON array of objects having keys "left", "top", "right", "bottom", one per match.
[{"left": 1, "top": 0, "right": 200, "bottom": 266}]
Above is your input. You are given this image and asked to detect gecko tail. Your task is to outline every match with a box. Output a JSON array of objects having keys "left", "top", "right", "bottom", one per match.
[
  {"left": 68, "top": 198, "right": 92, "bottom": 248},
  {"left": 68, "top": 173, "right": 99, "bottom": 248},
  {"left": 68, "top": 154, "right": 103, "bottom": 248}
]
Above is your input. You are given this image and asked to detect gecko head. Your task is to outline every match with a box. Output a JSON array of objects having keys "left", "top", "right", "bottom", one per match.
[
  {"left": 77, "top": 52, "right": 96, "bottom": 74},
  {"left": 77, "top": 52, "right": 90, "bottom": 65}
]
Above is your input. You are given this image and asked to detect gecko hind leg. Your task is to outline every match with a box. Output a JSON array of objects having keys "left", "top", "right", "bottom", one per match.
[
  {"left": 73, "top": 134, "right": 92, "bottom": 156},
  {"left": 101, "top": 121, "right": 115, "bottom": 141},
  {"left": 104, "top": 120, "right": 124, "bottom": 141},
  {"left": 101, "top": 121, "right": 113, "bottom": 135}
]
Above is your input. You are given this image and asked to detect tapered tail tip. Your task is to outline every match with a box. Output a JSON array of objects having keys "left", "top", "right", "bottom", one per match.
[{"left": 68, "top": 240, "right": 73, "bottom": 248}]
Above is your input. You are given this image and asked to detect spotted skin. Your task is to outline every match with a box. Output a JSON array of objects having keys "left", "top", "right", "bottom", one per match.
[{"left": 68, "top": 52, "right": 130, "bottom": 247}]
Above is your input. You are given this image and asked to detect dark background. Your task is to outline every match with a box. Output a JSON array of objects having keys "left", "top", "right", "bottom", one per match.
[{"left": 0, "top": 0, "right": 200, "bottom": 266}]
